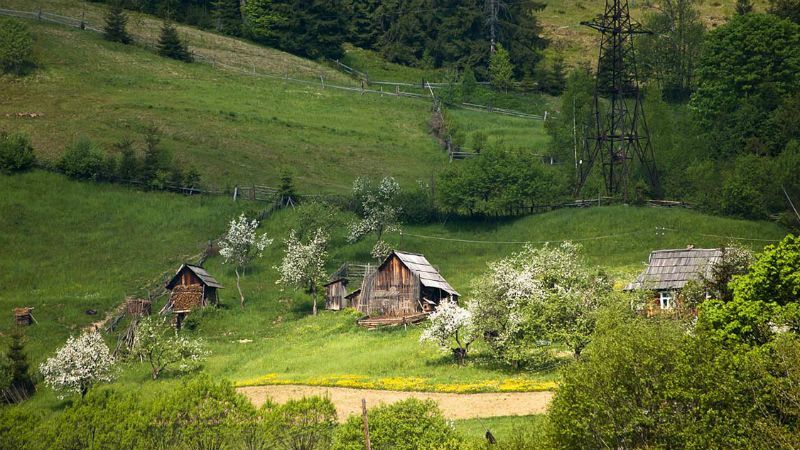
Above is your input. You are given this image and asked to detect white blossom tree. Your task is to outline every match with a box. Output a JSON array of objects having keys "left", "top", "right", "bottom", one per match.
[
  {"left": 420, "top": 300, "right": 476, "bottom": 364},
  {"left": 275, "top": 228, "right": 329, "bottom": 315},
  {"left": 219, "top": 213, "right": 273, "bottom": 308},
  {"left": 469, "top": 242, "right": 612, "bottom": 367},
  {"left": 131, "top": 317, "right": 208, "bottom": 380},
  {"left": 347, "top": 176, "right": 401, "bottom": 261},
  {"left": 39, "top": 332, "right": 115, "bottom": 398}
]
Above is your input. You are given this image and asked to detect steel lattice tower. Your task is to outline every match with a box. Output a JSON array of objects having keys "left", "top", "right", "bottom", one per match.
[{"left": 576, "top": 0, "right": 660, "bottom": 200}]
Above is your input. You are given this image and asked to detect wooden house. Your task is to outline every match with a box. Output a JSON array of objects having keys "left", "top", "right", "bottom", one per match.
[
  {"left": 356, "top": 251, "right": 459, "bottom": 326},
  {"left": 344, "top": 289, "right": 361, "bottom": 309},
  {"left": 164, "top": 264, "right": 223, "bottom": 313},
  {"left": 324, "top": 278, "right": 349, "bottom": 311},
  {"left": 625, "top": 247, "right": 722, "bottom": 316}
]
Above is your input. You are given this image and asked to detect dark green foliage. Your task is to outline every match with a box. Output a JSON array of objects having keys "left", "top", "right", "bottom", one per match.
[
  {"left": 244, "top": 0, "right": 348, "bottom": 59},
  {"left": 3, "top": 330, "right": 34, "bottom": 403},
  {"left": 537, "top": 57, "right": 567, "bottom": 96},
  {"left": 0, "top": 406, "right": 41, "bottom": 450},
  {"left": 769, "top": 0, "right": 800, "bottom": 23},
  {"left": 114, "top": 137, "right": 138, "bottom": 181},
  {"left": 638, "top": 0, "right": 705, "bottom": 101},
  {"left": 544, "top": 68, "right": 594, "bottom": 178},
  {"left": 278, "top": 172, "right": 297, "bottom": 207},
  {"left": 732, "top": 234, "right": 800, "bottom": 307},
  {"left": 348, "top": 0, "right": 382, "bottom": 49},
  {"left": 157, "top": 21, "right": 193, "bottom": 62},
  {"left": 58, "top": 138, "right": 109, "bottom": 180},
  {"left": 0, "top": 18, "right": 35, "bottom": 75},
  {"left": 332, "top": 398, "right": 463, "bottom": 450},
  {"left": 691, "top": 14, "right": 800, "bottom": 143},
  {"left": 104, "top": 3, "right": 133, "bottom": 44},
  {"left": 395, "top": 180, "right": 436, "bottom": 224},
  {"left": 0, "top": 132, "right": 35, "bottom": 173},
  {"left": 212, "top": 0, "right": 242, "bottom": 36},
  {"left": 263, "top": 396, "right": 337, "bottom": 450}
]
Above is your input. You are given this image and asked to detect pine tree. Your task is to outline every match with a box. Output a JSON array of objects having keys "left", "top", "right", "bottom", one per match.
[
  {"left": 157, "top": 21, "right": 192, "bottom": 62},
  {"left": 212, "top": 0, "right": 243, "bottom": 37},
  {"left": 735, "top": 0, "right": 754, "bottom": 15},
  {"left": 4, "top": 329, "right": 34, "bottom": 402},
  {"left": 489, "top": 42, "right": 514, "bottom": 92},
  {"left": 104, "top": 3, "right": 132, "bottom": 44}
]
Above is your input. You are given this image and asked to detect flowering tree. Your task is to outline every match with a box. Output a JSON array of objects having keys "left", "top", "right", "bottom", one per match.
[
  {"left": 39, "top": 332, "right": 115, "bottom": 398},
  {"left": 275, "top": 228, "right": 329, "bottom": 315},
  {"left": 131, "top": 317, "right": 208, "bottom": 380},
  {"left": 347, "top": 176, "right": 401, "bottom": 261},
  {"left": 420, "top": 300, "right": 475, "bottom": 364},
  {"left": 469, "top": 242, "right": 611, "bottom": 367},
  {"left": 219, "top": 213, "right": 273, "bottom": 308}
]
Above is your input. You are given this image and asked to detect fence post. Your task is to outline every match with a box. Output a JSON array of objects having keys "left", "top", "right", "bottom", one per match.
[
  {"left": 38, "top": 9, "right": 42, "bottom": 20},
  {"left": 362, "top": 399, "right": 371, "bottom": 450},
  {"left": 233, "top": 185, "right": 238, "bottom": 201},
  {"left": 320, "top": 75, "right": 325, "bottom": 89},
  {"left": 80, "top": 11, "right": 85, "bottom": 30}
]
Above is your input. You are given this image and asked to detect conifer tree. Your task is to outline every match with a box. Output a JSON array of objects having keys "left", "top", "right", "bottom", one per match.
[
  {"left": 212, "top": 0, "right": 243, "bottom": 37},
  {"left": 157, "top": 21, "right": 192, "bottom": 62},
  {"left": 104, "top": 3, "right": 132, "bottom": 44},
  {"left": 735, "top": 0, "right": 754, "bottom": 14},
  {"left": 3, "top": 329, "right": 34, "bottom": 402},
  {"left": 489, "top": 42, "right": 514, "bottom": 92}
]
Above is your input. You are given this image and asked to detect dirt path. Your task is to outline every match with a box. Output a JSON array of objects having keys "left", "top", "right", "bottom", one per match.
[{"left": 238, "top": 385, "right": 553, "bottom": 421}]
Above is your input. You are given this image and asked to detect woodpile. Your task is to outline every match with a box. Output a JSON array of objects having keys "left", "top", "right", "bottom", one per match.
[
  {"left": 170, "top": 285, "right": 204, "bottom": 312},
  {"left": 125, "top": 298, "right": 152, "bottom": 317},
  {"left": 13, "top": 307, "right": 34, "bottom": 326}
]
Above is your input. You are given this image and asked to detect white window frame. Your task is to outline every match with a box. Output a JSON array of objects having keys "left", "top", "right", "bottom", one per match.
[{"left": 659, "top": 291, "right": 674, "bottom": 310}]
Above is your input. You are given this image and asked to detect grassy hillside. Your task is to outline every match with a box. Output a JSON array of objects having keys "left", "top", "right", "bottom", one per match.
[{"left": 0, "top": 171, "right": 241, "bottom": 360}]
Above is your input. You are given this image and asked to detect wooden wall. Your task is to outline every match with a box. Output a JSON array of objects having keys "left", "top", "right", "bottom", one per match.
[
  {"left": 324, "top": 280, "right": 348, "bottom": 310},
  {"left": 358, "top": 255, "right": 422, "bottom": 318}
]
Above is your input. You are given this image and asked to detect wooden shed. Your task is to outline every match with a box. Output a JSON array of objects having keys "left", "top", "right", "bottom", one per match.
[
  {"left": 344, "top": 289, "right": 361, "bottom": 309},
  {"left": 164, "top": 264, "right": 223, "bottom": 312},
  {"left": 324, "top": 278, "right": 349, "bottom": 311},
  {"left": 625, "top": 247, "right": 722, "bottom": 316},
  {"left": 356, "top": 251, "right": 459, "bottom": 326}
]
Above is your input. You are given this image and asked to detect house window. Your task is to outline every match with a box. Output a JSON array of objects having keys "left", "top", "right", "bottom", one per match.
[{"left": 659, "top": 291, "right": 674, "bottom": 309}]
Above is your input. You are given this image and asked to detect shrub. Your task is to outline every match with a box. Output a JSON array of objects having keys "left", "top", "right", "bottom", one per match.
[
  {"left": 0, "top": 406, "right": 41, "bottom": 450},
  {"left": 263, "top": 396, "right": 337, "bottom": 450},
  {"left": 0, "top": 18, "right": 34, "bottom": 75},
  {"left": 58, "top": 138, "right": 108, "bottom": 180},
  {"left": 0, "top": 132, "right": 35, "bottom": 173},
  {"left": 332, "top": 398, "right": 463, "bottom": 450}
]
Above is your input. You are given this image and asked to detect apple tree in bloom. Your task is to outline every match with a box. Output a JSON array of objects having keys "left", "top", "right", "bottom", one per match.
[
  {"left": 131, "top": 317, "right": 208, "bottom": 380},
  {"left": 469, "top": 242, "right": 612, "bottom": 367},
  {"left": 275, "top": 228, "right": 329, "bottom": 315},
  {"left": 420, "top": 300, "right": 476, "bottom": 364},
  {"left": 347, "top": 176, "right": 401, "bottom": 261},
  {"left": 219, "top": 213, "right": 273, "bottom": 308},
  {"left": 39, "top": 331, "right": 115, "bottom": 398}
]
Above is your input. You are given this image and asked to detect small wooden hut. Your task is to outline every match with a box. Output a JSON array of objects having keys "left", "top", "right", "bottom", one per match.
[
  {"left": 13, "top": 307, "right": 34, "bottom": 326},
  {"left": 625, "top": 247, "right": 722, "bottom": 316},
  {"left": 324, "top": 278, "right": 349, "bottom": 311},
  {"left": 344, "top": 289, "right": 361, "bottom": 309},
  {"left": 164, "top": 264, "right": 223, "bottom": 316},
  {"left": 356, "top": 251, "right": 459, "bottom": 327},
  {"left": 125, "top": 297, "right": 152, "bottom": 317}
]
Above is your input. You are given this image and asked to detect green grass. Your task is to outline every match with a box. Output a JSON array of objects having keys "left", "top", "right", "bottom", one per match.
[
  {"left": 448, "top": 108, "right": 551, "bottom": 151},
  {"left": 455, "top": 414, "right": 547, "bottom": 442},
  {"left": 0, "top": 171, "right": 241, "bottom": 363}
]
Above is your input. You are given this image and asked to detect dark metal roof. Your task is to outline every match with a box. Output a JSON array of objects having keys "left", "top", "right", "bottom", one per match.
[
  {"left": 166, "top": 264, "right": 224, "bottom": 289},
  {"left": 386, "top": 251, "right": 460, "bottom": 297},
  {"left": 626, "top": 248, "right": 722, "bottom": 291},
  {"left": 324, "top": 278, "right": 348, "bottom": 287}
]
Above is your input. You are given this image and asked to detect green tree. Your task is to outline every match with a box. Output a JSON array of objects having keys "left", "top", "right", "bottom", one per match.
[
  {"left": 58, "top": 138, "right": 108, "bottom": 180},
  {"left": 769, "top": 0, "right": 800, "bottom": 23},
  {"left": 130, "top": 317, "right": 207, "bottom": 380},
  {"left": 157, "top": 21, "right": 192, "bottom": 62},
  {"left": 0, "top": 132, "right": 35, "bottom": 173},
  {"left": 691, "top": 14, "right": 800, "bottom": 130},
  {"left": 0, "top": 18, "right": 34, "bottom": 75},
  {"left": 212, "top": 0, "right": 243, "bottom": 36},
  {"left": 332, "top": 398, "right": 463, "bottom": 450},
  {"left": 263, "top": 396, "right": 337, "bottom": 450},
  {"left": 104, "top": 2, "right": 133, "bottom": 44},
  {"left": 114, "top": 137, "right": 139, "bottom": 181},
  {"left": 489, "top": 43, "right": 514, "bottom": 91},
  {"left": 732, "top": 234, "right": 800, "bottom": 307},
  {"left": 638, "top": 0, "right": 705, "bottom": 101}
]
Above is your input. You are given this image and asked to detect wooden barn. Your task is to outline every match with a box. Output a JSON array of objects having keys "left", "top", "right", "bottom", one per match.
[
  {"left": 625, "top": 247, "right": 722, "bottom": 316},
  {"left": 164, "top": 264, "right": 223, "bottom": 313},
  {"left": 324, "top": 278, "right": 349, "bottom": 311},
  {"left": 356, "top": 251, "right": 459, "bottom": 326}
]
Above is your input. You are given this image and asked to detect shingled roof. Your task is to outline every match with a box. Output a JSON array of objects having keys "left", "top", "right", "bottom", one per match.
[
  {"left": 386, "top": 251, "right": 460, "bottom": 297},
  {"left": 166, "top": 264, "right": 224, "bottom": 289},
  {"left": 626, "top": 248, "right": 722, "bottom": 291}
]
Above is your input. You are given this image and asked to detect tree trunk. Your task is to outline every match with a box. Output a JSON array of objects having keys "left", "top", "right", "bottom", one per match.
[
  {"left": 236, "top": 267, "right": 245, "bottom": 309},
  {"left": 311, "top": 282, "right": 317, "bottom": 316}
]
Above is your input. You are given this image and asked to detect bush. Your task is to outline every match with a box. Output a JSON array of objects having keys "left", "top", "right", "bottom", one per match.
[
  {"left": 0, "top": 132, "right": 35, "bottom": 173},
  {"left": 332, "top": 398, "right": 463, "bottom": 450},
  {"left": 0, "top": 18, "right": 34, "bottom": 75},
  {"left": 0, "top": 406, "right": 41, "bottom": 450},
  {"left": 263, "top": 396, "right": 337, "bottom": 450},
  {"left": 58, "top": 138, "right": 109, "bottom": 180}
]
